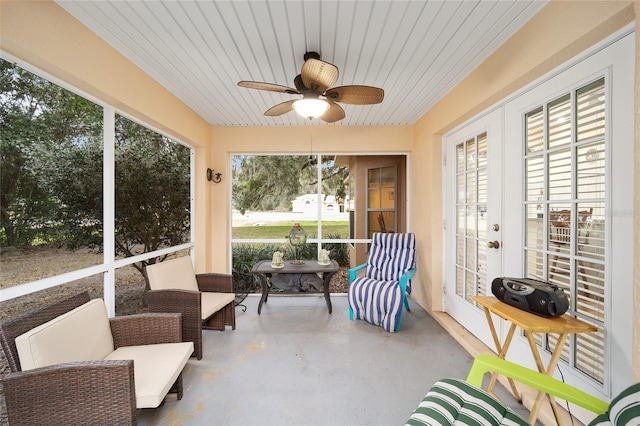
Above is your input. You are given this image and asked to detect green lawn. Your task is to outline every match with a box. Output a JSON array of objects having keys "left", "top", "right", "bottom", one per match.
[{"left": 232, "top": 221, "right": 348, "bottom": 239}]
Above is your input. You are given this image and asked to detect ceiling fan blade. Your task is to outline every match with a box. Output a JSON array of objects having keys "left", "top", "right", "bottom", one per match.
[
  {"left": 320, "top": 101, "right": 345, "bottom": 123},
  {"left": 238, "top": 81, "right": 299, "bottom": 94},
  {"left": 264, "top": 100, "right": 295, "bottom": 116},
  {"left": 301, "top": 59, "right": 338, "bottom": 93},
  {"left": 325, "top": 85, "right": 384, "bottom": 105}
]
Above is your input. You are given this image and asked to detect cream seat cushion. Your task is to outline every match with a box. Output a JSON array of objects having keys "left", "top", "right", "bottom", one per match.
[
  {"left": 15, "top": 298, "right": 114, "bottom": 371},
  {"left": 146, "top": 256, "right": 199, "bottom": 291},
  {"left": 105, "top": 341, "right": 194, "bottom": 408},
  {"left": 201, "top": 292, "right": 236, "bottom": 320}
]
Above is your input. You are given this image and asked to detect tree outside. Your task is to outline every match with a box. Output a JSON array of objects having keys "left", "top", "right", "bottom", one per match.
[{"left": 0, "top": 59, "right": 191, "bottom": 288}]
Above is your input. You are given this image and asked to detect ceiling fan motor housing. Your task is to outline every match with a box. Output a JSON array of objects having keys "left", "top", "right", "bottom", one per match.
[{"left": 303, "top": 51, "right": 321, "bottom": 62}]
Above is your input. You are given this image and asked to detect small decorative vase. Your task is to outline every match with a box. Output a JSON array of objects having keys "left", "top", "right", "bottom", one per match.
[
  {"left": 288, "top": 223, "right": 307, "bottom": 264},
  {"left": 288, "top": 223, "right": 307, "bottom": 246}
]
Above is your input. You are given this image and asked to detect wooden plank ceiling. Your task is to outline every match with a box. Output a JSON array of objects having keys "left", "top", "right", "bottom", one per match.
[{"left": 55, "top": 0, "right": 546, "bottom": 127}]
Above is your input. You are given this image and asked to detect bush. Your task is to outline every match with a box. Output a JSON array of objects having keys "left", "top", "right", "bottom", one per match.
[
  {"left": 322, "top": 233, "right": 349, "bottom": 266},
  {"left": 231, "top": 244, "right": 279, "bottom": 297}
]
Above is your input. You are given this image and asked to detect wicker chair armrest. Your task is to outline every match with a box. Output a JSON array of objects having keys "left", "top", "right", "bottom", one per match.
[
  {"left": 110, "top": 313, "right": 182, "bottom": 348},
  {"left": 196, "top": 273, "right": 233, "bottom": 293},
  {"left": 3, "top": 360, "right": 136, "bottom": 426}
]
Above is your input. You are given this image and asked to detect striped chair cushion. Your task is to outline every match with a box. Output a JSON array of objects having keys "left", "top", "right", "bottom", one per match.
[
  {"left": 589, "top": 383, "right": 640, "bottom": 426},
  {"left": 348, "top": 232, "right": 416, "bottom": 332},
  {"left": 405, "top": 378, "right": 529, "bottom": 426},
  {"left": 367, "top": 232, "right": 416, "bottom": 287},
  {"left": 348, "top": 277, "right": 403, "bottom": 332}
]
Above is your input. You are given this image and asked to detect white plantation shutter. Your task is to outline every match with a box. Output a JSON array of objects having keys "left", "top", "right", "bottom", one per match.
[{"left": 523, "top": 77, "right": 606, "bottom": 383}]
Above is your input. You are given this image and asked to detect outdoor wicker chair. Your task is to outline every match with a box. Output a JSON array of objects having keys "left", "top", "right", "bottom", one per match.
[
  {"left": 145, "top": 256, "right": 236, "bottom": 360},
  {"left": 0, "top": 291, "right": 189, "bottom": 426}
]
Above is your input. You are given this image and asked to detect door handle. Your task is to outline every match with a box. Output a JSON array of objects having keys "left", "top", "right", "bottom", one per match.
[{"left": 487, "top": 240, "right": 500, "bottom": 249}]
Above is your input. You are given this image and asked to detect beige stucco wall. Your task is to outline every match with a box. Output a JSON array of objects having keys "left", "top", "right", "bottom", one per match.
[{"left": 1, "top": 0, "right": 638, "bottom": 381}]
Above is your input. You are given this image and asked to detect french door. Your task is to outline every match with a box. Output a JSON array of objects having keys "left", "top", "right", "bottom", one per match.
[
  {"left": 502, "top": 32, "right": 634, "bottom": 403},
  {"left": 444, "top": 108, "right": 503, "bottom": 346}
]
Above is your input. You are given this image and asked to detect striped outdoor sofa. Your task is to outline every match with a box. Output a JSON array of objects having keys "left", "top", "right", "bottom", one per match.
[
  {"left": 406, "top": 355, "right": 640, "bottom": 426},
  {"left": 405, "top": 378, "right": 529, "bottom": 426},
  {"left": 348, "top": 232, "right": 416, "bottom": 332}
]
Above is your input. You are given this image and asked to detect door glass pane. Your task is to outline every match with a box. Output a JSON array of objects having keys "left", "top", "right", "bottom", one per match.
[
  {"left": 368, "top": 168, "right": 381, "bottom": 209},
  {"left": 525, "top": 205, "right": 543, "bottom": 249},
  {"left": 548, "top": 94, "right": 571, "bottom": 148},
  {"left": 466, "top": 138, "right": 476, "bottom": 169},
  {"left": 477, "top": 133, "right": 487, "bottom": 168},
  {"left": 456, "top": 266, "right": 464, "bottom": 296},
  {"left": 456, "top": 144, "right": 465, "bottom": 172},
  {"left": 525, "top": 156, "right": 544, "bottom": 202},
  {"left": 524, "top": 249, "right": 544, "bottom": 279},
  {"left": 366, "top": 166, "right": 396, "bottom": 236},
  {"left": 368, "top": 211, "right": 394, "bottom": 235},
  {"left": 466, "top": 173, "right": 476, "bottom": 204},
  {"left": 456, "top": 206, "right": 465, "bottom": 234},
  {"left": 577, "top": 78, "right": 605, "bottom": 141},
  {"left": 576, "top": 330, "right": 605, "bottom": 383},
  {"left": 456, "top": 173, "right": 465, "bottom": 204},
  {"left": 454, "top": 132, "right": 488, "bottom": 303},
  {"left": 577, "top": 142, "right": 605, "bottom": 199},
  {"left": 526, "top": 107, "right": 544, "bottom": 154},
  {"left": 548, "top": 149, "right": 572, "bottom": 200}
]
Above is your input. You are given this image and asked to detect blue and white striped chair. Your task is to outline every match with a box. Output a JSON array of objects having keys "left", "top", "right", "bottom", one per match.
[{"left": 348, "top": 232, "right": 416, "bottom": 332}]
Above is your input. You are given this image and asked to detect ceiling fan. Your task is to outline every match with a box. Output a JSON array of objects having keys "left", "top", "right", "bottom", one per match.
[{"left": 238, "top": 52, "right": 384, "bottom": 123}]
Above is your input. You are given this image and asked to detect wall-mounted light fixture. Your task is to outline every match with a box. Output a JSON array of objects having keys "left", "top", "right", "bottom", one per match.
[{"left": 207, "top": 168, "right": 222, "bottom": 183}]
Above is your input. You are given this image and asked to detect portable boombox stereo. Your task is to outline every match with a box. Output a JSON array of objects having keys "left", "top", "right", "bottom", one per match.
[{"left": 491, "top": 277, "right": 569, "bottom": 318}]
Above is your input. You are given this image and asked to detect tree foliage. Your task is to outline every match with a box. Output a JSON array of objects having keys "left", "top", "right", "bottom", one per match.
[
  {"left": 114, "top": 116, "right": 190, "bottom": 269},
  {"left": 0, "top": 59, "right": 190, "bottom": 268},
  {"left": 232, "top": 155, "right": 347, "bottom": 215},
  {"left": 0, "top": 60, "right": 103, "bottom": 247}
]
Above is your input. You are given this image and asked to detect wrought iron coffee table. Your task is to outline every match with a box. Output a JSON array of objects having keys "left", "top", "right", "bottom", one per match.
[{"left": 252, "top": 259, "right": 339, "bottom": 314}]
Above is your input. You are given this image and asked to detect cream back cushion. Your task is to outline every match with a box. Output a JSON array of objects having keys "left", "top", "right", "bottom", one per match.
[
  {"left": 15, "top": 299, "right": 115, "bottom": 371},
  {"left": 146, "top": 256, "right": 199, "bottom": 291}
]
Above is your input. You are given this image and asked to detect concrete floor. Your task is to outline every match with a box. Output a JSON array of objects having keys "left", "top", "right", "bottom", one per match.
[{"left": 138, "top": 294, "right": 529, "bottom": 426}]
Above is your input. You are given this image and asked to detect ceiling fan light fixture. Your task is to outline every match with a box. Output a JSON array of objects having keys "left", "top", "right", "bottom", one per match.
[{"left": 293, "top": 98, "right": 329, "bottom": 119}]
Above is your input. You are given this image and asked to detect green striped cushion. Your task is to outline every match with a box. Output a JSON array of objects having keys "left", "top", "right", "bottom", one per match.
[
  {"left": 405, "top": 378, "right": 529, "bottom": 426},
  {"left": 589, "top": 383, "right": 640, "bottom": 426}
]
